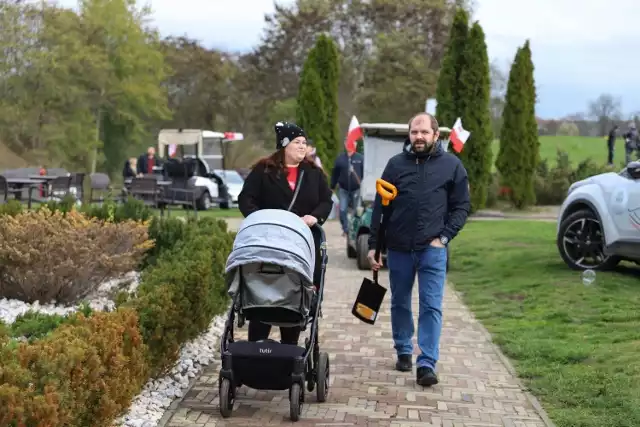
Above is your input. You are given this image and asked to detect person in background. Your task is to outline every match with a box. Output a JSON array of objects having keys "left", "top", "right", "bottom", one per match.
[
  {"left": 137, "top": 146, "right": 162, "bottom": 175},
  {"left": 238, "top": 121, "right": 333, "bottom": 346},
  {"left": 607, "top": 124, "right": 618, "bottom": 166},
  {"left": 122, "top": 157, "right": 139, "bottom": 179},
  {"left": 623, "top": 123, "right": 639, "bottom": 165},
  {"left": 306, "top": 139, "right": 323, "bottom": 169},
  {"left": 368, "top": 112, "right": 470, "bottom": 387},
  {"left": 330, "top": 140, "right": 363, "bottom": 236}
]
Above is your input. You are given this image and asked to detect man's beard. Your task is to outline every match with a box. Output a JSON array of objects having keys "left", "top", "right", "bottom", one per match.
[{"left": 412, "top": 140, "right": 434, "bottom": 152}]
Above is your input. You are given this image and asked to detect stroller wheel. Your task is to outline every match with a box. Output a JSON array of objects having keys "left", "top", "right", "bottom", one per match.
[
  {"left": 316, "top": 352, "right": 330, "bottom": 403},
  {"left": 219, "top": 378, "right": 234, "bottom": 418},
  {"left": 289, "top": 383, "right": 303, "bottom": 422}
]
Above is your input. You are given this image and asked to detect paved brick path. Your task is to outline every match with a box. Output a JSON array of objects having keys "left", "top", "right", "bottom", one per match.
[{"left": 161, "top": 220, "right": 552, "bottom": 427}]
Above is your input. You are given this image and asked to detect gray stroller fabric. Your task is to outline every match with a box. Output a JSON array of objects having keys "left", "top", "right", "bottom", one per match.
[{"left": 225, "top": 209, "right": 316, "bottom": 326}]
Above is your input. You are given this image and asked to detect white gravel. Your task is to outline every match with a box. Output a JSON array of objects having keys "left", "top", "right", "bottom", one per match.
[{"left": 0, "top": 271, "right": 140, "bottom": 325}]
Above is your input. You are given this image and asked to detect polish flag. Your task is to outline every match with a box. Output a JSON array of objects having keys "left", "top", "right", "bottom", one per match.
[
  {"left": 223, "top": 132, "right": 244, "bottom": 141},
  {"left": 450, "top": 117, "right": 470, "bottom": 153},
  {"left": 345, "top": 116, "right": 363, "bottom": 153}
]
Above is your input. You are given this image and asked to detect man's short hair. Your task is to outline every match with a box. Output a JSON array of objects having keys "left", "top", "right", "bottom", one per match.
[{"left": 408, "top": 113, "right": 439, "bottom": 133}]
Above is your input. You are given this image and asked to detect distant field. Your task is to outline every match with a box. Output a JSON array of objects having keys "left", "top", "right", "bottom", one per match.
[
  {"left": 0, "top": 141, "right": 29, "bottom": 169},
  {"left": 489, "top": 136, "right": 626, "bottom": 169}
]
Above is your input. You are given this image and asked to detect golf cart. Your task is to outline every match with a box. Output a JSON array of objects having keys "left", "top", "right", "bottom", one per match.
[
  {"left": 346, "top": 123, "right": 451, "bottom": 270},
  {"left": 157, "top": 129, "right": 242, "bottom": 210}
]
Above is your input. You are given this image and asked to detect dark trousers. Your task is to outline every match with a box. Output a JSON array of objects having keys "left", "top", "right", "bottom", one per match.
[
  {"left": 608, "top": 142, "right": 615, "bottom": 165},
  {"left": 248, "top": 321, "right": 301, "bottom": 345}
]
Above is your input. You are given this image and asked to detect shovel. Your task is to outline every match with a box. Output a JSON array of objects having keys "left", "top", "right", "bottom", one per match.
[{"left": 351, "top": 178, "right": 398, "bottom": 325}]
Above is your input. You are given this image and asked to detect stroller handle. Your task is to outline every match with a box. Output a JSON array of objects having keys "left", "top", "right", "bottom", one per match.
[{"left": 310, "top": 223, "right": 326, "bottom": 245}]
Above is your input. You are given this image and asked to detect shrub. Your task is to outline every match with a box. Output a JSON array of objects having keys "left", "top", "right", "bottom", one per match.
[
  {"left": 0, "top": 309, "right": 148, "bottom": 427},
  {"left": 81, "top": 197, "right": 153, "bottom": 223},
  {"left": 10, "top": 304, "right": 93, "bottom": 341},
  {"left": 0, "top": 199, "right": 24, "bottom": 216},
  {"left": 130, "top": 217, "right": 233, "bottom": 375},
  {"left": 142, "top": 216, "right": 190, "bottom": 268},
  {"left": 0, "top": 208, "right": 153, "bottom": 304}
]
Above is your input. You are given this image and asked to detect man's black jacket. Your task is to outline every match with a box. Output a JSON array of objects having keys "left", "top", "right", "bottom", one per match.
[{"left": 368, "top": 141, "right": 470, "bottom": 252}]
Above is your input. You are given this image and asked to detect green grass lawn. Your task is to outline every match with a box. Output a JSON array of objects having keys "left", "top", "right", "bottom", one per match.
[
  {"left": 153, "top": 207, "right": 244, "bottom": 218},
  {"left": 449, "top": 220, "right": 640, "bottom": 427},
  {"left": 489, "top": 136, "right": 628, "bottom": 170}
]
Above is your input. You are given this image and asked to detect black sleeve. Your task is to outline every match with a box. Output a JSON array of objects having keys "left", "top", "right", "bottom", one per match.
[
  {"left": 310, "top": 170, "right": 334, "bottom": 225},
  {"left": 330, "top": 155, "right": 341, "bottom": 189},
  {"left": 238, "top": 164, "right": 264, "bottom": 217},
  {"left": 367, "top": 160, "right": 395, "bottom": 251},
  {"left": 441, "top": 162, "right": 470, "bottom": 241}
]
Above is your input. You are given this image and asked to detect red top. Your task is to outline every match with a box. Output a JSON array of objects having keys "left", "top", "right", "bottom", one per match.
[
  {"left": 147, "top": 156, "right": 155, "bottom": 174},
  {"left": 286, "top": 166, "right": 298, "bottom": 190}
]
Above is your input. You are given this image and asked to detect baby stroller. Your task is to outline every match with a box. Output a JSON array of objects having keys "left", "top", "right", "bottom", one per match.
[{"left": 219, "top": 209, "right": 330, "bottom": 421}]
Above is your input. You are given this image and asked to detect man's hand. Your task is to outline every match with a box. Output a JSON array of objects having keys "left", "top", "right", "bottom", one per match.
[
  {"left": 367, "top": 249, "right": 382, "bottom": 271},
  {"left": 302, "top": 215, "right": 318, "bottom": 227},
  {"left": 430, "top": 238, "right": 445, "bottom": 248}
]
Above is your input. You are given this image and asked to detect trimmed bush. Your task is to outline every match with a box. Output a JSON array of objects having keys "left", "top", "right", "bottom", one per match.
[
  {"left": 0, "top": 208, "right": 152, "bottom": 304},
  {"left": 0, "top": 309, "right": 147, "bottom": 427},
  {"left": 130, "top": 217, "right": 233, "bottom": 376}
]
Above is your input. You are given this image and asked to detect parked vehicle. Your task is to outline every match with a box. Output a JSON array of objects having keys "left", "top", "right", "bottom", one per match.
[
  {"left": 214, "top": 169, "right": 244, "bottom": 209},
  {"left": 556, "top": 160, "right": 640, "bottom": 270}
]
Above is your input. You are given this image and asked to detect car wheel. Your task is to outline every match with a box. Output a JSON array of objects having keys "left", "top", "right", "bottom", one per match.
[
  {"left": 557, "top": 209, "right": 620, "bottom": 271},
  {"left": 196, "top": 190, "right": 211, "bottom": 211},
  {"left": 220, "top": 196, "right": 231, "bottom": 210},
  {"left": 356, "top": 234, "right": 369, "bottom": 270}
]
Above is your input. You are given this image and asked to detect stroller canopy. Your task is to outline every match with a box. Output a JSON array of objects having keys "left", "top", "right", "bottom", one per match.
[{"left": 225, "top": 209, "right": 316, "bottom": 284}]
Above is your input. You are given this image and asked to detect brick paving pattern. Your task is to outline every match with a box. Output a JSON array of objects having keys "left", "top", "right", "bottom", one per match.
[{"left": 161, "top": 220, "right": 552, "bottom": 427}]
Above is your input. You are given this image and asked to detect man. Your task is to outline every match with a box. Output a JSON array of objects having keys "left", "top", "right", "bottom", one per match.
[
  {"left": 623, "top": 123, "right": 639, "bottom": 164},
  {"left": 368, "top": 112, "right": 470, "bottom": 387},
  {"left": 137, "top": 146, "right": 162, "bottom": 175},
  {"left": 330, "top": 140, "right": 363, "bottom": 236},
  {"left": 607, "top": 125, "right": 618, "bottom": 166},
  {"left": 306, "top": 139, "right": 323, "bottom": 169}
]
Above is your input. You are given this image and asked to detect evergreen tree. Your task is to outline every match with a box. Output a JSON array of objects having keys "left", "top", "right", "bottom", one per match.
[
  {"left": 458, "top": 21, "right": 493, "bottom": 212},
  {"left": 295, "top": 59, "right": 326, "bottom": 160},
  {"left": 309, "top": 35, "right": 340, "bottom": 167},
  {"left": 495, "top": 40, "right": 539, "bottom": 209},
  {"left": 435, "top": 7, "right": 469, "bottom": 131}
]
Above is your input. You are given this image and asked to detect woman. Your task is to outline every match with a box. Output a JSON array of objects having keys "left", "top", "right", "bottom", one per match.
[
  {"left": 122, "top": 157, "right": 138, "bottom": 179},
  {"left": 238, "top": 121, "right": 333, "bottom": 345}
]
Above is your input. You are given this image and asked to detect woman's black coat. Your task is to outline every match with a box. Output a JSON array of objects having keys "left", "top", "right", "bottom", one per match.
[{"left": 238, "top": 160, "right": 333, "bottom": 224}]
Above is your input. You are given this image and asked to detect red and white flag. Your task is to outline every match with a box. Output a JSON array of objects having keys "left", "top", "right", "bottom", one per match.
[
  {"left": 450, "top": 117, "right": 470, "bottom": 153},
  {"left": 223, "top": 132, "right": 244, "bottom": 141},
  {"left": 345, "top": 115, "right": 363, "bottom": 153},
  {"left": 168, "top": 144, "right": 177, "bottom": 157}
]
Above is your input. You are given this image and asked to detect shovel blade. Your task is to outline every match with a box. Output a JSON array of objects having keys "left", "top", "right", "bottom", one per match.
[{"left": 351, "top": 277, "right": 387, "bottom": 325}]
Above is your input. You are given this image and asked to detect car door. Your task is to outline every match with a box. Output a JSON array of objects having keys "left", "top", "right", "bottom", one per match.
[{"left": 610, "top": 172, "right": 640, "bottom": 239}]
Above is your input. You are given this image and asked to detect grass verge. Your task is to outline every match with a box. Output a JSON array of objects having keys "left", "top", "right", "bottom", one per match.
[{"left": 449, "top": 220, "right": 640, "bottom": 427}]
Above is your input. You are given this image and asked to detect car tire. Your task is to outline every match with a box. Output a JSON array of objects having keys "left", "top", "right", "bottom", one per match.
[
  {"left": 557, "top": 208, "right": 620, "bottom": 271},
  {"left": 356, "top": 234, "right": 369, "bottom": 270},
  {"left": 196, "top": 190, "right": 211, "bottom": 211}
]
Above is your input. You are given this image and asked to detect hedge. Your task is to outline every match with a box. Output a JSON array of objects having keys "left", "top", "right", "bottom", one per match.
[{"left": 0, "top": 198, "right": 234, "bottom": 426}]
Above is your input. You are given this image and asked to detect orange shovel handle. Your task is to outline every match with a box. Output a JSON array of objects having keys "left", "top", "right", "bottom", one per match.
[{"left": 376, "top": 179, "right": 398, "bottom": 206}]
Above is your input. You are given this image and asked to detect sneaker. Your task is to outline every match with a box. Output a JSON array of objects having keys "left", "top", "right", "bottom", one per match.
[
  {"left": 395, "top": 354, "right": 412, "bottom": 372},
  {"left": 416, "top": 367, "right": 438, "bottom": 387}
]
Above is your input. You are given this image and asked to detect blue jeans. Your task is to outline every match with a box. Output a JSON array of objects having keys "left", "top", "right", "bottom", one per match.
[
  {"left": 338, "top": 187, "right": 360, "bottom": 233},
  {"left": 387, "top": 247, "right": 448, "bottom": 370}
]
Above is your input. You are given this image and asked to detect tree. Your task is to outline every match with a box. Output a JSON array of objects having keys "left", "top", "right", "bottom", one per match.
[
  {"left": 435, "top": 7, "right": 469, "bottom": 131},
  {"left": 457, "top": 21, "right": 492, "bottom": 212},
  {"left": 308, "top": 34, "right": 340, "bottom": 166},
  {"left": 495, "top": 40, "right": 539, "bottom": 209},
  {"left": 296, "top": 61, "right": 326, "bottom": 164},
  {"left": 588, "top": 93, "right": 622, "bottom": 136}
]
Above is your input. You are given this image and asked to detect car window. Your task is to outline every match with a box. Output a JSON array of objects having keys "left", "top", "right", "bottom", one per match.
[{"left": 215, "top": 170, "right": 244, "bottom": 184}]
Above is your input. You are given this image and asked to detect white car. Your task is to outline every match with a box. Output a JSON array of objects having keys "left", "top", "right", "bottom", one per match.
[
  {"left": 556, "top": 161, "right": 640, "bottom": 270},
  {"left": 214, "top": 169, "right": 244, "bottom": 209}
]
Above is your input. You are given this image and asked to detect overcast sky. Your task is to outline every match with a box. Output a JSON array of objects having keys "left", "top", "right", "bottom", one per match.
[{"left": 57, "top": 0, "right": 640, "bottom": 119}]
